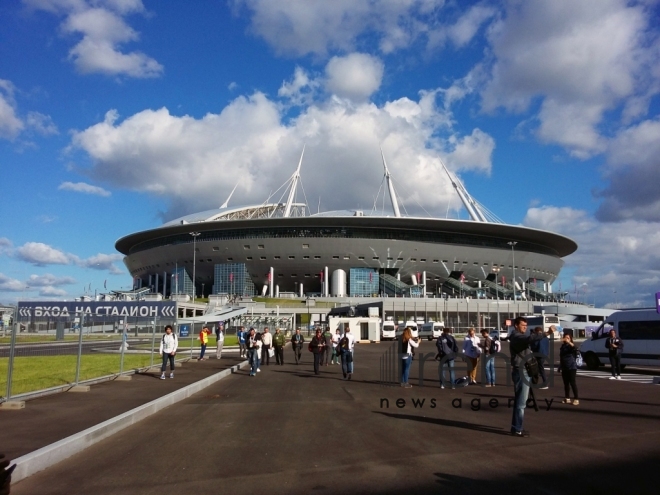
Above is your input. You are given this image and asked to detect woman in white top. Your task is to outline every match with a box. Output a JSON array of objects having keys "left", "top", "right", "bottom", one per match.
[
  {"left": 463, "top": 327, "right": 482, "bottom": 385},
  {"left": 401, "top": 327, "right": 419, "bottom": 388}
]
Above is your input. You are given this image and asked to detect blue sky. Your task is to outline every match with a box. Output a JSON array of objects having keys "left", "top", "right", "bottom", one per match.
[{"left": 1, "top": 0, "right": 659, "bottom": 307}]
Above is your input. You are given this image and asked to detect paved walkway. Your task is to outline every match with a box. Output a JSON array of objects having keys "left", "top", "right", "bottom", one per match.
[{"left": 7, "top": 342, "right": 660, "bottom": 494}]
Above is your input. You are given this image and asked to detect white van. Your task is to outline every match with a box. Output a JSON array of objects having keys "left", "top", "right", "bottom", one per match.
[
  {"left": 381, "top": 321, "right": 396, "bottom": 341},
  {"left": 396, "top": 321, "right": 419, "bottom": 339},
  {"left": 419, "top": 321, "right": 444, "bottom": 341},
  {"left": 579, "top": 309, "right": 660, "bottom": 370},
  {"left": 503, "top": 315, "right": 562, "bottom": 340}
]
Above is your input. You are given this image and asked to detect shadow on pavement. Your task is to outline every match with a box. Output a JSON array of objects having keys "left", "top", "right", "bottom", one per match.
[{"left": 373, "top": 411, "right": 511, "bottom": 436}]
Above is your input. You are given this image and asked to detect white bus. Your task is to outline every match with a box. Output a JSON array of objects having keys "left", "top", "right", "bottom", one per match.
[
  {"left": 503, "top": 315, "right": 561, "bottom": 340},
  {"left": 579, "top": 309, "right": 660, "bottom": 370},
  {"left": 419, "top": 321, "right": 444, "bottom": 341},
  {"left": 381, "top": 320, "right": 396, "bottom": 341},
  {"left": 396, "top": 321, "right": 419, "bottom": 339}
]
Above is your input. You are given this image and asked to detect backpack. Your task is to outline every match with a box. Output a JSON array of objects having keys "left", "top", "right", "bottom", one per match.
[
  {"left": 575, "top": 351, "right": 584, "bottom": 368},
  {"left": 339, "top": 336, "right": 349, "bottom": 350},
  {"left": 489, "top": 338, "right": 500, "bottom": 354}
]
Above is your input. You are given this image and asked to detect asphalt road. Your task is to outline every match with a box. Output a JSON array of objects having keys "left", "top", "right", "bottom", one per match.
[{"left": 9, "top": 341, "right": 660, "bottom": 494}]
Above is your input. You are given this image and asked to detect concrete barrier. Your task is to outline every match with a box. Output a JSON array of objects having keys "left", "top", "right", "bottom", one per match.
[{"left": 11, "top": 360, "right": 249, "bottom": 483}]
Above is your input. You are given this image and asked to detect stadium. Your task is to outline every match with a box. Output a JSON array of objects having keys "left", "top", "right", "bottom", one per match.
[{"left": 115, "top": 152, "right": 577, "bottom": 302}]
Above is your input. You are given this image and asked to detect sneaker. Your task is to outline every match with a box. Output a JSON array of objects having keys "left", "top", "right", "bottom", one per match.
[
  {"left": 616, "top": 376, "right": 622, "bottom": 380},
  {"left": 160, "top": 373, "right": 165, "bottom": 380},
  {"left": 572, "top": 399, "right": 580, "bottom": 405},
  {"left": 484, "top": 384, "right": 492, "bottom": 387},
  {"left": 540, "top": 386, "right": 549, "bottom": 390},
  {"left": 609, "top": 376, "right": 617, "bottom": 380},
  {"left": 348, "top": 373, "right": 352, "bottom": 380},
  {"left": 404, "top": 383, "right": 412, "bottom": 388},
  {"left": 562, "top": 398, "right": 572, "bottom": 404},
  {"left": 169, "top": 373, "right": 174, "bottom": 379},
  {"left": 257, "top": 368, "right": 261, "bottom": 372},
  {"left": 511, "top": 430, "right": 530, "bottom": 437},
  {"left": 490, "top": 384, "right": 496, "bottom": 387},
  {"left": 440, "top": 385, "right": 445, "bottom": 389}
]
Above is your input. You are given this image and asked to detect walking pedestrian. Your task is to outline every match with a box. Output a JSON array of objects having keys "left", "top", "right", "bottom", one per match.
[
  {"left": 310, "top": 328, "right": 325, "bottom": 375},
  {"left": 339, "top": 326, "right": 356, "bottom": 380},
  {"left": 530, "top": 326, "right": 550, "bottom": 388},
  {"left": 247, "top": 328, "right": 261, "bottom": 376},
  {"left": 400, "top": 327, "right": 419, "bottom": 388},
  {"left": 216, "top": 325, "right": 224, "bottom": 359},
  {"left": 198, "top": 325, "right": 212, "bottom": 361},
  {"left": 273, "top": 327, "right": 285, "bottom": 365},
  {"left": 331, "top": 328, "right": 341, "bottom": 364},
  {"left": 261, "top": 327, "right": 272, "bottom": 365},
  {"left": 291, "top": 328, "right": 305, "bottom": 364},
  {"left": 238, "top": 326, "right": 247, "bottom": 358},
  {"left": 560, "top": 334, "right": 579, "bottom": 405},
  {"left": 322, "top": 326, "right": 333, "bottom": 365},
  {"left": 606, "top": 329, "right": 624, "bottom": 379},
  {"left": 159, "top": 324, "right": 178, "bottom": 379},
  {"left": 436, "top": 327, "right": 458, "bottom": 389},
  {"left": 480, "top": 328, "right": 500, "bottom": 387},
  {"left": 509, "top": 316, "right": 554, "bottom": 437},
  {"left": 463, "top": 327, "right": 482, "bottom": 385}
]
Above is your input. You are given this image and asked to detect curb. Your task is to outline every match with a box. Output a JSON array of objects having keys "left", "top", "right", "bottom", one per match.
[{"left": 11, "top": 359, "right": 249, "bottom": 484}]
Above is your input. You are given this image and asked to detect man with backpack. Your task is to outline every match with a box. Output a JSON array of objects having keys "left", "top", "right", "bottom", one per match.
[
  {"left": 159, "top": 324, "right": 178, "bottom": 379},
  {"left": 436, "top": 327, "right": 458, "bottom": 389},
  {"left": 480, "top": 328, "right": 501, "bottom": 387}
]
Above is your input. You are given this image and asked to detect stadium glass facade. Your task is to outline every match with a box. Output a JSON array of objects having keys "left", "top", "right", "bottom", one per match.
[
  {"left": 172, "top": 266, "right": 194, "bottom": 297},
  {"left": 349, "top": 268, "right": 379, "bottom": 296},
  {"left": 213, "top": 263, "right": 255, "bottom": 297}
]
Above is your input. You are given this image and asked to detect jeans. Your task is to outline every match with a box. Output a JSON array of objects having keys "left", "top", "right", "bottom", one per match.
[
  {"left": 250, "top": 350, "right": 260, "bottom": 375},
  {"left": 401, "top": 355, "right": 412, "bottom": 384},
  {"left": 239, "top": 343, "right": 246, "bottom": 357},
  {"left": 511, "top": 367, "right": 530, "bottom": 433},
  {"left": 341, "top": 350, "right": 354, "bottom": 376},
  {"left": 485, "top": 358, "right": 495, "bottom": 385},
  {"left": 323, "top": 346, "right": 332, "bottom": 365},
  {"left": 161, "top": 353, "right": 175, "bottom": 372},
  {"left": 439, "top": 359, "right": 456, "bottom": 387},
  {"left": 199, "top": 343, "right": 207, "bottom": 359},
  {"left": 609, "top": 354, "right": 621, "bottom": 376},
  {"left": 331, "top": 347, "right": 339, "bottom": 364},
  {"left": 562, "top": 369, "right": 578, "bottom": 399},
  {"left": 313, "top": 352, "right": 322, "bottom": 374},
  {"left": 274, "top": 346, "right": 284, "bottom": 365}
]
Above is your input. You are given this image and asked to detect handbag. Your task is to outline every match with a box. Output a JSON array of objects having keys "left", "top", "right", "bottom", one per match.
[
  {"left": 268, "top": 347, "right": 275, "bottom": 358},
  {"left": 575, "top": 351, "right": 584, "bottom": 368},
  {"left": 519, "top": 352, "right": 540, "bottom": 384}
]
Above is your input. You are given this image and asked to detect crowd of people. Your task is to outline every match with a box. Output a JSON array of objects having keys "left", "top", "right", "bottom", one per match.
[{"left": 235, "top": 325, "right": 356, "bottom": 379}]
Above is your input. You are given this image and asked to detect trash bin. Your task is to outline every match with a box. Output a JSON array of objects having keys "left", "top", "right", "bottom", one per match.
[{"left": 55, "top": 321, "right": 65, "bottom": 340}]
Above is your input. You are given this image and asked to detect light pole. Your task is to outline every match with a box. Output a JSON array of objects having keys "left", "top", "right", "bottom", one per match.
[
  {"left": 508, "top": 241, "right": 517, "bottom": 302},
  {"left": 190, "top": 232, "right": 200, "bottom": 302},
  {"left": 492, "top": 267, "right": 501, "bottom": 329}
]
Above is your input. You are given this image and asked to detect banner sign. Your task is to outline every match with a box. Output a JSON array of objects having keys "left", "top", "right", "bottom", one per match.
[
  {"left": 179, "top": 324, "right": 190, "bottom": 338},
  {"left": 17, "top": 301, "right": 177, "bottom": 319}
]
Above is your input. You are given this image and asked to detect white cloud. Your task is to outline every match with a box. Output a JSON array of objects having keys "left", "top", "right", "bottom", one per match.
[
  {"left": 59, "top": 181, "right": 111, "bottom": 196},
  {"left": 68, "top": 77, "right": 494, "bottom": 221},
  {"left": 26, "top": 112, "right": 59, "bottom": 135},
  {"left": 0, "top": 79, "right": 25, "bottom": 140},
  {"left": 0, "top": 273, "right": 25, "bottom": 292},
  {"left": 14, "top": 241, "right": 123, "bottom": 273},
  {"left": 278, "top": 67, "right": 320, "bottom": 106},
  {"left": 481, "top": 0, "right": 657, "bottom": 158},
  {"left": 25, "top": 0, "right": 163, "bottom": 78},
  {"left": 233, "top": 0, "right": 489, "bottom": 56},
  {"left": 324, "top": 53, "right": 384, "bottom": 101},
  {"left": 38, "top": 286, "right": 68, "bottom": 297},
  {"left": 523, "top": 205, "right": 660, "bottom": 307},
  {"left": 26, "top": 273, "right": 77, "bottom": 287},
  {"left": 16, "top": 242, "right": 71, "bottom": 266}
]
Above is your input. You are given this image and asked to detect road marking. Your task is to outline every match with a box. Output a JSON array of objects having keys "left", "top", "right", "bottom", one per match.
[{"left": 577, "top": 369, "right": 657, "bottom": 384}]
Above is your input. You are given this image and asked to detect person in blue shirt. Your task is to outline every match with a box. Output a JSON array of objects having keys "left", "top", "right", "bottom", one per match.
[{"left": 238, "top": 326, "right": 247, "bottom": 358}]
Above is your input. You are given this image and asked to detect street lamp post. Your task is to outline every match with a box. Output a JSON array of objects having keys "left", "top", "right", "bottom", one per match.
[
  {"left": 190, "top": 232, "right": 200, "bottom": 302},
  {"left": 492, "top": 267, "right": 501, "bottom": 329},
  {"left": 508, "top": 241, "right": 517, "bottom": 318}
]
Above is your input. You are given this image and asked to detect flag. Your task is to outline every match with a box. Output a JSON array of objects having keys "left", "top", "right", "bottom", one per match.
[
  {"left": 502, "top": 276, "right": 506, "bottom": 285},
  {"left": 459, "top": 273, "right": 465, "bottom": 282},
  {"left": 320, "top": 271, "right": 324, "bottom": 282},
  {"left": 267, "top": 271, "right": 271, "bottom": 282},
  {"left": 230, "top": 272, "right": 234, "bottom": 282},
  {"left": 104, "top": 280, "right": 107, "bottom": 289},
  {"left": 369, "top": 271, "right": 373, "bottom": 283}
]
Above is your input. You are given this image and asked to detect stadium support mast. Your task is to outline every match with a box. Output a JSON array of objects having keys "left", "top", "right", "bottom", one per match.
[
  {"left": 440, "top": 159, "right": 488, "bottom": 223},
  {"left": 220, "top": 182, "right": 238, "bottom": 209},
  {"left": 284, "top": 146, "right": 304, "bottom": 218},
  {"left": 381, "top": 148, "right": 401, "bottom": 218}
]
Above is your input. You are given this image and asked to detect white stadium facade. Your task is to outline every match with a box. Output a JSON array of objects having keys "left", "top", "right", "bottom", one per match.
[{"left": 115, "top": 152, "right": 577, "bottom": 302}]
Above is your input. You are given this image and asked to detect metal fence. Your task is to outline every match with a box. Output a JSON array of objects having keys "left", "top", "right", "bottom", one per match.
[{"left": 0, "top": 314, "right": 184, "bottom": 402}]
